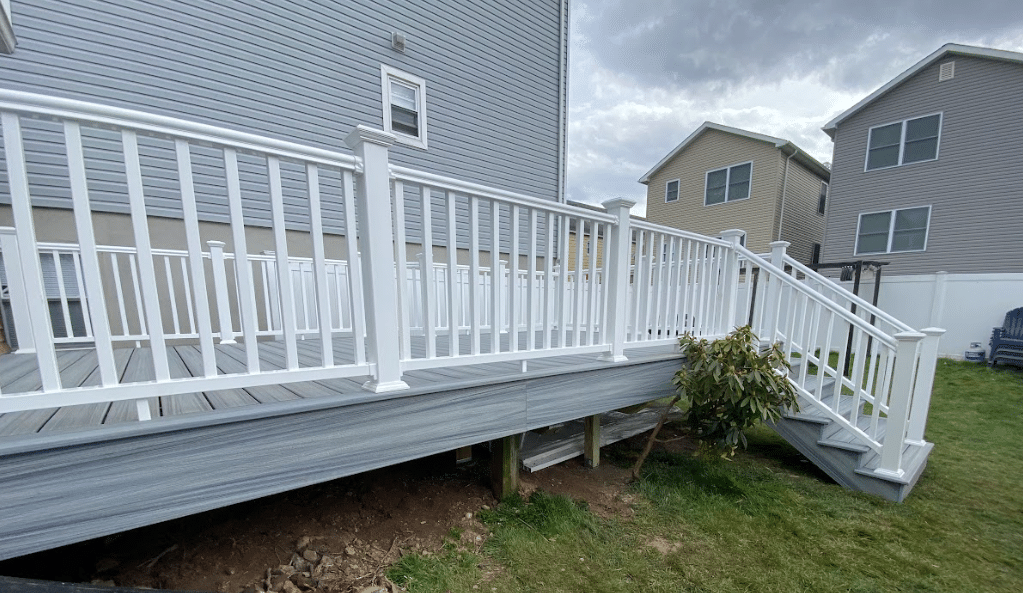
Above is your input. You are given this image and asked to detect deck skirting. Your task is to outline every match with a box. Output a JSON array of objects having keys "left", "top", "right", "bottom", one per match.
[{"left": 0, "top": 352, "right": 682, "bottom": 561}]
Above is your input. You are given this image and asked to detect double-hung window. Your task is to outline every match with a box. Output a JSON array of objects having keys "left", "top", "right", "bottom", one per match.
[
  {"left": 665, "top": 179, "right": 679, "bottom": 202},
  {"left": 705, "top": 162, "right": 751, "bottom": 205},
  {"left": 855, "top": 206, "right": 931, "bottom": 255},
  {"left": 381, "top": 65, "right": 428, "bottom": 149},
  {"left": 865, "top": 114, "right": 941, "bottom": 170},
  {"left": 1, "top": 0, "right": 15, "bottom": 54}
]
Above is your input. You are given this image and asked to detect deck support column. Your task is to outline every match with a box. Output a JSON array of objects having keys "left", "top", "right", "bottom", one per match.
[
  {"left": 719, "top": 229, "right": 745, "bottom": 333},
  {"left": 878, "top": 331, "right": 926, "bottom": 478},
  {"left": 598, "top": 198, "right": 636, "bottom": 363},
  {"left": 344, "top": 126, "right": 409, "bottom": 393},
  {"left": 763, "top": 241, "right": 790, "bottom": 343},
  {"left": 906, "top": 327, "right": 945, "bottom": 445},
  {"left": 583, "top": 414, "right": 600, "bottom": 467},
  {"left": 490, "top": 434, "right": 521, "bottom": 499}
]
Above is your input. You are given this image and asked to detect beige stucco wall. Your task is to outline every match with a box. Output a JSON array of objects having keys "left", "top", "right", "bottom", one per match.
[{"left": 644, "top": 129, "right": 783, "bottom": 254}]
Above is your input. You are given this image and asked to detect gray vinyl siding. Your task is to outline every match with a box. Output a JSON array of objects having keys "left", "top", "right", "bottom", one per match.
[
  {"left": 823, "top": 55, "right": 1023, "bottom": 275},
  {"left": 0, "top": 0, "right": 565, "bottom": 231}
]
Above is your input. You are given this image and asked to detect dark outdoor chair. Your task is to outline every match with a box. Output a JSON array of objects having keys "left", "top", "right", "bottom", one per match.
[{"left": 989, "top": 307, "right": 1023, "bottom": 367}]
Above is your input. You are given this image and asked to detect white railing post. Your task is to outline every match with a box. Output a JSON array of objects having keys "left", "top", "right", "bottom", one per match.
[
  {"left": 344, "top": 125, "right": 409, "bottom": 392},
  {"left": 719, "top": 229, "right": 745, "bottom": 335},
  {"left": 207, "top": 241, "right": 237, "bottom": 344},
  {"left": 598, "top": 198, "right": 635, "bottom": 362},
  {"left": 906, "top": 327, "right": 945, "bottom": 445},
  {"left": 763, "top": 240, "right": 789, "bottom": 343},
  {"left": 878, "top": 330, "right": 926, "bottom": 477},
  {"left": 0, "top": 228, "right": 37, "bottom": 352}
]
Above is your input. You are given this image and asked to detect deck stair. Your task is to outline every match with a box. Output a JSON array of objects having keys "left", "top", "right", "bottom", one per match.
[{"left": 769, "top": 363, "right": 931, "bottom": 502}]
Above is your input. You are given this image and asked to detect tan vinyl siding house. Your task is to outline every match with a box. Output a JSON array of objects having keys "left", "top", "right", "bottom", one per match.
[{"left": 641, "top": 123, "right": 829, "bottom": 264}]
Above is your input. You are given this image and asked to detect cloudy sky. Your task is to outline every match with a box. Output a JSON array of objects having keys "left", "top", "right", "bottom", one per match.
[{"left": 564, "top": 0, "right": 1023, "bottom": 215}]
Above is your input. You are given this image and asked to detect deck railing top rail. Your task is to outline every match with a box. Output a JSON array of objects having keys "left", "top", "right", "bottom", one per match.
[
  {"left": 0, "top": 88, "right": 357, "bottom": 169},
  {"left": 736, "top": 245, "right": 899, "bottom": 348},
  {"left": 775, "top": 253, "right": 915, "bottom": 334},
  {"left": 389, "top": 164, "right": 617, "bottom": 223},
  {"left": 630, "top": 218, "right": 733, "bottom": 247}
]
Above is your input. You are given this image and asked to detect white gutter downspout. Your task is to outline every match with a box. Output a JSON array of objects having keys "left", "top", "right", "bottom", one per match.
[
  {"left": 777, "top": 149, "right": 795, "bottom": 240},
  {"left": 556, "top": 0, "right": 568, "bottom": 203}
]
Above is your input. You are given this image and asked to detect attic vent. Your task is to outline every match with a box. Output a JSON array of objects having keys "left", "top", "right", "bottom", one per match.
[{"left": 939, "top": 61, "right": 955, "bottom": 82}]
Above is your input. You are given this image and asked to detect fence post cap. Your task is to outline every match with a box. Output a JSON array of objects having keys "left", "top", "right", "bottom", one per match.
[
  {"left": 601, "top": 197, "right": 636, "bottom": 210},
  {"left": 344, "top": 125, "right": 396, "bottom": 149},
  {"left": 893, "top": 330, "right": 926, "bottom": 342}
]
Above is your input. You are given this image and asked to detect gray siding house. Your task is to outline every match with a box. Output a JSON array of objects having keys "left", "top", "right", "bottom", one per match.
[
  {"left": 821, "top": 43, "right": 1023, "bottom": 276},
  {"left": 0, "top": 0, "right": 569, "bottom": 212}
]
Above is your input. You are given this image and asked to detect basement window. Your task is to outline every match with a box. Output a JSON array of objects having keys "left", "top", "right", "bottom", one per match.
[{"left": 381, "top": 65, "right": 428, "bottom": 149}]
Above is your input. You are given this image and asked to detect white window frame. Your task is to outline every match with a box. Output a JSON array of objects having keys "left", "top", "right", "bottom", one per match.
[
  {"left": 704, "top": 161, "right": 752, "bottom": 206},
  {"left": 1, "top": 0, "right": 16, "bottom": 54},
  {"left": 864, "top": 113, "right": 942, "bottom": 171},
  {"left": 854, "top": 205, "right": 932, "bottom": 255},
  {"left": 818, "top": 181, "right": 828, "bottom": 215},
  {"left": 664, "top": 179, "right": 679, "bottom": 203},
  {"left": 381, "top": 64, "right": 428, "bottom": 150}
]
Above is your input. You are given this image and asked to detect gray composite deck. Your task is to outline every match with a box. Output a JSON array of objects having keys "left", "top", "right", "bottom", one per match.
[{"left": 0, "top": 333, "right": 684, "bottom": 560}]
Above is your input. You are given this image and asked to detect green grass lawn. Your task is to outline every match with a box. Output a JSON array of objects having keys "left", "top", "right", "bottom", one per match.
[{"left": 388, "top": 360, "right": 1023, "bottom": 592}]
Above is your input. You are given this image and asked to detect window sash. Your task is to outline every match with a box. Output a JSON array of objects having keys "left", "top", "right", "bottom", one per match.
[
  {"left": 381, "top": 65, "right": 427, "bottom": 148},
  {"left": 665, "top": 179, "right": 679, "bottom": 202},
  {"left": 866, "top": 114, "right": 940, "bottom": 170},
  {"left": 855, "top": 206, "right": 930, "bottom": 255},
  {"left": 705, "top": 163, "right": 751, "bottom": 205}
]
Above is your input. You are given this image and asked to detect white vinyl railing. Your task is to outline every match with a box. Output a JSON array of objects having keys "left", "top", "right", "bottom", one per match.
[
  {"left": 0, "top": 90, "right": 942, "bottom": 477},
  {"left": 736, "top": 241, "right": 944, "bottom": 477}
]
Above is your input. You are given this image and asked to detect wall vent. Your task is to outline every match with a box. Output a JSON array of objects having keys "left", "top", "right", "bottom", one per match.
[{"left": 939, "top": 61, "right": 955, "bottom": 81}]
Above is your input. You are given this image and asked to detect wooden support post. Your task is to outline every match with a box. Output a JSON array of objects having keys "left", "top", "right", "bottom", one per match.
[
  {"left": 490, "top": 434, "right": 521, "bottom": 500},
  {"left": 583, "top": 414, "right": 600, "bottom": 468},
  {"left": 455, "top": 446, "right": 473, "bottom": 465}
]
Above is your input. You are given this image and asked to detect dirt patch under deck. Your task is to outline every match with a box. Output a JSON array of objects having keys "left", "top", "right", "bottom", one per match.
[{"left": 0, "top": 431, "right": 683, "bottom": 593}]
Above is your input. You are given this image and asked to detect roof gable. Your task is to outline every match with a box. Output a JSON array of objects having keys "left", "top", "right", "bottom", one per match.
[
  {"left": 822, "top": 43, "right": 1023, "bottom": 138},
  {"left": 639, "top": 122, "right": 829, "bottom": 183}
]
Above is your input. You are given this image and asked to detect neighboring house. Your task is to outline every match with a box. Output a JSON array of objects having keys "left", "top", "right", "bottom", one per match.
[
  {"left": 821, "top": 43, "right": 1023, "bottom": 356},
  {"left": 640, "top": 122, "right": 831, "bottom": 264}
]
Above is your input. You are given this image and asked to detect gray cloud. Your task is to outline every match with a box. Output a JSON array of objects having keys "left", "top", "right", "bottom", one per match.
[
  {"left": 565, "top": 0, "right": 1023, "bottom": 215},
  {"left": 577, "top": 0, "right": 1022, "bottom": 93}
]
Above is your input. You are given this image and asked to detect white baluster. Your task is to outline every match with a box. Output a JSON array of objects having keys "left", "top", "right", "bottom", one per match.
[
  {"left": 224, "top": 148, "right": 260, "bottom": 371},
  {"left": 2, "top": 113, "right": 60, "bottom": 388},
  {"left": 207, "top": 241, "right": 237, "bottom": 345}
]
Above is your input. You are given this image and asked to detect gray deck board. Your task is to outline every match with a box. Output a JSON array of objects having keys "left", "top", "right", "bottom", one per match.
[{"left": 0, "top": 336, "right": 682, "bottom": 443}]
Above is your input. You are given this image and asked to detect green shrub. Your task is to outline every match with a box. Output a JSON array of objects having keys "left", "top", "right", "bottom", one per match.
[{"left": 675, "top": 326, "right": 799, "bottom": 457}]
